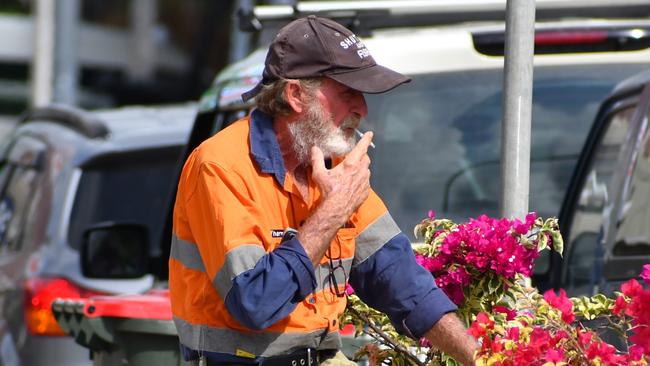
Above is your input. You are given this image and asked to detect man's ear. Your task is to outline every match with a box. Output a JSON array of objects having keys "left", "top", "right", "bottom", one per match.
[{"left": 284, "top": 80, "right": 307, "bottom": 114}]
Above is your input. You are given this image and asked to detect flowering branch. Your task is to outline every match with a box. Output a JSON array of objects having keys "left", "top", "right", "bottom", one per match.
[
  {"left": 346, "top": 305, "right": 425, "bottom": 366},
  {"left": 341, "top": 212, "right": 650, "bottom": 365}
]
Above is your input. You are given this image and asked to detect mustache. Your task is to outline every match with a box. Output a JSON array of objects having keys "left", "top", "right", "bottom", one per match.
[{"left": 339, "top": 115, "right": 362, "bottom": 130}]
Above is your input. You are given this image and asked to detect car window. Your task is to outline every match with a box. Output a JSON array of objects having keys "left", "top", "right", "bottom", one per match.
[
  {"left": 0, "top": 136, "right": 46, "bottom": 253},
  {"left": 67, "top": 147, "right": 182, "bottom": 253},
  {"left": 611, "top": 108, "right": 650, "bottom": 257},
  {"left": 563, "top": 105, "right": 637, "bottom": 296},
  {"left": 363, "top": 64, "right": 649, "bottom": 241}
]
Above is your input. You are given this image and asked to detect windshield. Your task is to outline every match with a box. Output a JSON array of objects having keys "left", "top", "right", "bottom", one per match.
[
  {"left": 364, "top": 64, "right": 650, "bottom": 238},
  {"left": 68, "top": 148, "right": 181, "bottom": 252}
]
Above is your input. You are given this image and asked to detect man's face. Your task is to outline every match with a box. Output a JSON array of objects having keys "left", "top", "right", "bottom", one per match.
[{"left": 288, "top": 78, "right": 368, "bottom": 164}]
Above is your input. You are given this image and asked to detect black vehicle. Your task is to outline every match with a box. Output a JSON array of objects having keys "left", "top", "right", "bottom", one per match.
[{"left": 546, "top": 70, "right": 650, "bottom": 296}]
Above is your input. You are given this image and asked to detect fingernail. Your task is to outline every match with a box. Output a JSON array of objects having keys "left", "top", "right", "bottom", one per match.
[{"left": 355, "top": 129, "right": 376, "bottom": 149}]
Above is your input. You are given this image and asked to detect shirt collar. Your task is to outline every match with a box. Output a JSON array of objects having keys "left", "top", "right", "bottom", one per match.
[{"left": 249, "top": 109, "right": 287, "bottom": 186}]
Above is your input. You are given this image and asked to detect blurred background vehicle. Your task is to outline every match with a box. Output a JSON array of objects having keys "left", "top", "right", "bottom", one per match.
[
  {"left": 2, "top": 0, "right": 650, "bottom": 364},
  {"left": 0, "top": 104, "right": 195, "bottom": 365},
  {"left": 198, "top": 2, "right": 650, "bottom": 291},
  {"left": 556, "top": 69, "right": 650, "bottom": 297},
  {"left": 61, "top": 2, "right": 650, "bottom": 364}
]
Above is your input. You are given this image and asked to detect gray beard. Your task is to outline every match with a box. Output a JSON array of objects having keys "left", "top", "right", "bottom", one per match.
[{"left": 287, "top": 100, "right": 359, "bottom": 165}]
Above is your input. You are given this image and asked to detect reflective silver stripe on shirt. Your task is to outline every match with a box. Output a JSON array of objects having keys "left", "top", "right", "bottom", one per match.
[
  {"left": 314, "top": 258, "right": 352, "bottom": 293},
  {"left": 353, "top": 212, "right": 401, "bottom": 267},
  {"left": 214, "top": 244, "right": 266, "bottom": 300},
  {"left": 174, "top": 316, "right": 342, "bottom": 357},
  {"left": 170, "top": 235, "right": 206, "bottom": 272}
]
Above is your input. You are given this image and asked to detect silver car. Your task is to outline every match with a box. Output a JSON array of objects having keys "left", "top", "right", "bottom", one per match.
[{"left": 0, "top": 104, "right": 195, "bottom": 366}]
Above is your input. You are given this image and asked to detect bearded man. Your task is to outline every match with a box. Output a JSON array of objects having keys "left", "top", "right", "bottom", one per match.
[{"left": 169, "top": 16, "right": 477, "bottom": 366}]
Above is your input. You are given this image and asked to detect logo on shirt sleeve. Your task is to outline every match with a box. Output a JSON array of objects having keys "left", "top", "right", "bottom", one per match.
[{"left": 271, "top": 229, "right": 284, "bottom": 238}]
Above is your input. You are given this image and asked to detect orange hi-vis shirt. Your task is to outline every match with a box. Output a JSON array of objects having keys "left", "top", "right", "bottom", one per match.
[{"left": 169, "top": 110, "right": 456, "bottom": 363}]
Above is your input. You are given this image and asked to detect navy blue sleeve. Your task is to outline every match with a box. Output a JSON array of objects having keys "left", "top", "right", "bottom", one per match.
[
  {"left": 350, "top": 233, "right": 457, "bottom": 339},
  {"left": 224, "top": 238, "right": 316, "bottom": 330}
]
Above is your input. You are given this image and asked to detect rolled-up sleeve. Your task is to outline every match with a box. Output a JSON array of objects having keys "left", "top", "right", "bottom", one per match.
[
  {"left": 225, "top": 237, "right": 316, "bottom": 330},
  {"left": 350, "top": 230, "right": 457, "bottom": 339}
]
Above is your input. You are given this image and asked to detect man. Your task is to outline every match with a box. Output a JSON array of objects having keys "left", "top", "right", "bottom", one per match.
[{"left": 169, "top": 16, "right": 477, "bottom": 366}]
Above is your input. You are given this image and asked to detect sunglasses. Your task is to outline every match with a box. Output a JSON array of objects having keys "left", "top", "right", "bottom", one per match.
[{"left": 325, "top": 248, "right": 348, "bottom": 298}]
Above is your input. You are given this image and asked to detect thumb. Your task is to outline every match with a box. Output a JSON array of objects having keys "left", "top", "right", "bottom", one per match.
[{"left": 310, "top": 146, "right": 326, "bottom": 174}]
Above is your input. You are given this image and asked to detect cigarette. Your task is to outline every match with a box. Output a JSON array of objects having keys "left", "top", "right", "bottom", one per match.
[{"left": 355, "top": 129, "right": 376, "bottom": 149}]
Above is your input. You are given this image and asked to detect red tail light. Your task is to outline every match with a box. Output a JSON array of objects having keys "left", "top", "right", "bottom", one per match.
[
  {"left": 473, "top": 27, "right": 650, "bottom": 56},
  {"left": 24, "top": 278, "right": 105, "bottom": 336},
  {"left": 534, "top": 31, "right": 608, "bottom": 46}
]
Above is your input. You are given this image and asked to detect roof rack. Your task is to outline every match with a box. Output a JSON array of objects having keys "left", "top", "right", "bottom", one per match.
[
  {"left": 239, "top": 0, "right": 650, "bottom": 33},
  {"left": 20, "top": 104, "right": 110, "bottom": 139}
]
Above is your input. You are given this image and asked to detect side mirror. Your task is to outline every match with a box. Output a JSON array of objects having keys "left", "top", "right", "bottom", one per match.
[
  {"left": 578, "top": 170, "right": 608, "bottom": 209},
  {"left": 81, "top": 222, "right": 148, "bottom": 279}
]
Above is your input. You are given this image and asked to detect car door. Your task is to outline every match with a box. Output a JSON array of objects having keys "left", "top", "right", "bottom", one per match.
[
  {"left": 549, "top": 80, "right": 650, "bottom": 296},
  {"left": 0, "top": 134, "right": 47, "bottom": 346}
]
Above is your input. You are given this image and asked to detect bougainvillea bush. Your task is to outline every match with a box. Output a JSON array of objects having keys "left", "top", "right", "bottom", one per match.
[{"left": 341, "top": 212, "right": 650, "bottom": 366}]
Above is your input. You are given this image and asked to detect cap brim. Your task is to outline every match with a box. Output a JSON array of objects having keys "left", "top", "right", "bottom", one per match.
[{"left": 327, "top": 64, "right": 411, "bottom": 94}]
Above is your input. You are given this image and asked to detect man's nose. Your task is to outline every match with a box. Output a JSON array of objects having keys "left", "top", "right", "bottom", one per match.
[{"left": 350, "top": 91, "right": 368, "bottom": 118}]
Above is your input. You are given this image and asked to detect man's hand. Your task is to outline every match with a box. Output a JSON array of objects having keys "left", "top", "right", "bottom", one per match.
[
  {"left": 424, "top": 313, "right": 478, "bottom": 366},
  {"left": 310, "top": 131, "right": 373, "bottom": 224},
  {"left": 297, "top": 132, "right": 374, "bottom": 266}
]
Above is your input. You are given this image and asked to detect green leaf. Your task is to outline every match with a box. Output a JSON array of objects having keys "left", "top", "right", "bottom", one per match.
[
  {"left": 442, "top": 352, "right": 460, "bottom": 366},
  {"left": 537, "top": 233, "right": 548, "bottom": 251},
  {"left": 488, "top": 276, "right": 501, "bottom": 294},
  {"left": 551, "top": 231, "right": 564, "bottom": 256}
]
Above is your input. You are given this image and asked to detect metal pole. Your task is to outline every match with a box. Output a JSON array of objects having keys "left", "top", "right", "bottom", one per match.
[
  {"left": 259, "top": 0, "right": 296, "bottom": 46},
  {"left": 500, "top": 0, "right": 535, "bottom": 220},
  {"left": 53, "top": 0, "right": 80, "bottom": 105},
  {"left": 31, "top": 0, "right": 55, "bottom": 107},
  {"left": 230, "top": 0, "right": 254, "bottom": 63},
  {"left": 129, "top": 0, "right": 157, "bottom": 80}
]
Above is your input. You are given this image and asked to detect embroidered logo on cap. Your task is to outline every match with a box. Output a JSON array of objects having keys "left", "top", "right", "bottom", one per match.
[{"left": 338, "top": 34, "right": 371, "bottom": 59}]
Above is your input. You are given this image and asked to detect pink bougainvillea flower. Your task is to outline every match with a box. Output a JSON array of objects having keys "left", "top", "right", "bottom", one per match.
[
  {"left": 544, "top": 348, "right": 565, "bottom": 363},
  {"left": 449, "top": 267, "right": 471, "bottom": 286},
  {"left": 505, "top": 326, "right": 520, "bottom": 342},
  {"left": 629, "top": 327, "right": 650, "bottom": 357},
  {"left": 493, "top": 305, "right": 517, "bottom": 321},
  {"left": 628, "top": 344, "right": 646, "bottom": 361},
  {"left": 586, "top": 340, "right": 625, "bottom": 365},
  {"left": 415, "top": 254, "right": 428, "bottom": 268},
  {"left": 468, "top": 312, "right": 494, "bottom": 339},
  {"left": 513, "top": 218, "right": 529, "bottom": 235},
  {"left": 418, "top": 337, "right": 431, "bottom": 348},
  {"left": 641, "top": 264, "right": 650, "bottom": 285},
  {"left": 436, "top": 276, "right": 465, "bottom": 305},
  {"left": 621, "top": 279, "right": 644, "bottom": 298},
  {"left": 528, "top": 327, "right": 552, "bottom": 350},
  {"left": 612, "top": 295, "right": 628, "bottom": 316},
  {"left": 344, "top": 283, "right": 355, "bottom": 296},
  {"left": 525, "top": 212, "right": 537, "bottom": 226},
  {"left": 415, "top": 255, "right": 444, "bottom": 273},
  {"left": 544, "top": 289, "right": 575, "bottom": 323},
  {"left": 577, "top": 328, "right": 593, "bottom": 347}
]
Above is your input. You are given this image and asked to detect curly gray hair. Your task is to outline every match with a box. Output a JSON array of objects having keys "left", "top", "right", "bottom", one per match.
[{"left": 254, "top": 78, "right": 322, "bottom": 116}]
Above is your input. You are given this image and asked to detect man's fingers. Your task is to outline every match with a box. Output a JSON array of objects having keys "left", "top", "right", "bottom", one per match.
[
  {"left": 347, "top": 131, "right": 374, "bottom": 162},
  {"left": 310, "top": 146, "right": 326, "bottom": 174}
]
